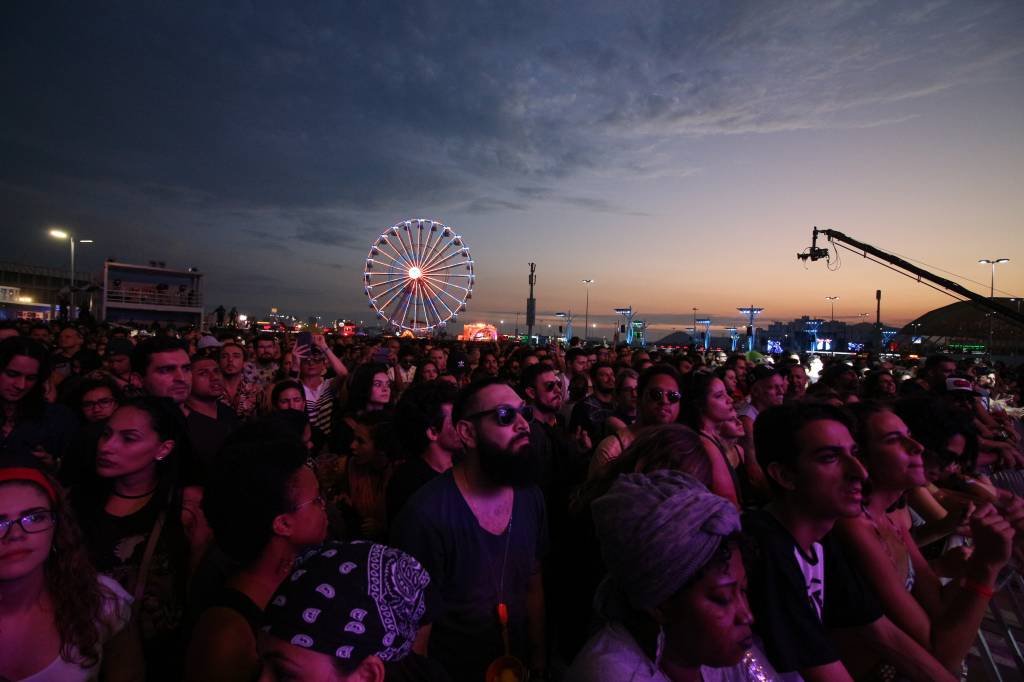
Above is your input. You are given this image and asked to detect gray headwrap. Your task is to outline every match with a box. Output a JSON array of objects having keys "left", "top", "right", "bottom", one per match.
[{"left": 591, "top": 470, "right": 740, "bottom": 610}]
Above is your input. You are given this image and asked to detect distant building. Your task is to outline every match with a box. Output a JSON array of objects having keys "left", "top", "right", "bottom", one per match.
[
  {"left": 0, "top": 261, "right": 98, "bottom": 321},
  {"left": 101, "top": 260, "right": 204, "bottom": 328}
]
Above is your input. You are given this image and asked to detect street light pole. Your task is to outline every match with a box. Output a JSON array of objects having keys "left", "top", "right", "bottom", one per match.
[
  {"left": 825, "top": 296, "right": 839, "bottom": 322},
  {"left": 978, "top": 258, "right": 1009, "bottom": 298},
  {"left": 48, "top": 229, "right": 94, "bottom": 320},
  {"left": 978, "top": 258, "right": 1009, "bottom": 358},
  {"left": 582, "top": 279, "right": 594, "bottom": 342}
]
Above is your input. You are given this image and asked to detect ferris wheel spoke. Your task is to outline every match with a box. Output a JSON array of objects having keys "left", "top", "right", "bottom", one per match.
[
  {"left": 366, "top": 273, "right": 411, "bottom": 288},
  {"left": 378, "top": 281, "right": 412, "bottom": 319},
  {"left": 424, "top": 259, "right": 471, "bottom": 275},
  {"left": 424, "top": 279, "right": 466, "bottom": 308},
  {"left": 420, "top": 234, "right": 459, "bottom": 272},
  {"left": 375, "top": 237, "right": 408, "bottom": 267},
  {"left": 418, "top": 277, "right": 456, "bottom": 319},
  {"left": 414, "top": 221, "right": 424, "bottom": 268},
  {"left": 396, "top": 225, "right": 419, "bottom": 269},
  {"left": 422, "top": 287, "right": 444, "bottom": 328},
  {"left": 384, "top": 235, "right": 415, "bottom": 270},
  {"left": 419, "top": 227, "right": 449, "bottom": 272},
  {"left": 415, "top": 281, "right": 429, "bottom": 329},
  {"left": 366, "top": 257, "right": 407, "bottom": 272},
  {"left": 367, "top": 278, "right": 410, "bottom": 304},
  {"left": 397, "top": 287, "right": 416, "bottom": 330},
  {"left": 371, "top": 248, "right": 406, "bottom": 269},
  {"left": 422, "top": 274, "right": 472, "bottom": 294}
]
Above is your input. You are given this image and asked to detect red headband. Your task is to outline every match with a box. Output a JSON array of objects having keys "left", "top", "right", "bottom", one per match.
[{"left": 0, "top": 468, "right": 58, "bottom": 502}]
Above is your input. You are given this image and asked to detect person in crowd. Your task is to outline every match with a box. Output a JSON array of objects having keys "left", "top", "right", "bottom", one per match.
[
  {"left": 388, "top": 380, "right": 460, "bottom": 523},
  {"left": 566, "top": 470, "right": 779, "bottom": 681},
  {"left": 271, "top": 379, "right": 306, "bottom": 413},
  {"left": 73, "top": 397, "right": 203, "bottom": 681},
  {"left": 243, "top": 334, "right": 282, "bottom": 387},
  {"left": 571, "top": 362, "right": 617, "bottom": 445},
  {"left": 783, "top": 362, "right": 810, "bottom": 402},
  {"left": 564, "top": 348, "right": 590, "bottom": 394},
  {"left": 743, "top": 402, "right": 956, "bottom": 682},
  {"left": 714, "top": 365, "right": 742, "bottom": 405},
  {"left": 333, "top": 411, "right": 397, "bottom": 541},
  {"left": 736, "top": 365, "right": 786, "bottom": 480},
  {"left": 723, "top": 355, "right": 749, "bottom": 397},
  {"left": 103, "top": 338, "right": 140, "bottom": 396},
  {"left": 29, "top": 323, "right": 53, "bottom": 347},
  {"left": 218, "top": 341, "right": 263, "bottom": 420},
  {"left": 589, "top": 365, "right": 682, "bottom": 478},
  {"left": 428, "top": 346, "right": 447, "bottom": 373},
  {"left": 331, "top": 362, "right": 392, "bottom": 455},
  {"left": 391, "top": 377, "right": 547, "bottom": 681},
  {"left": 133, "top": 336, "right": 192, "bottom": 407},
  {"left": 388, "top": 346, "right": 418, "bottom": 396},
  {"left": 258, "top": 540, "right": 448, "bottom": 681},
  {"left": 861, "top": 369, "right": 898, "bottom": 402},
  {"left": 680, "top": 372, "right": 751, "bottom": 507},
  {"left": 0, "top": 321, "right": 19, "bottom": 341},
  {"left": 185, "top": 436, "right": 328, "bottom": 682},
  {"left": 185, "top": 354, "right": 240, "bottom": 474},
  {"left": 478, "top": 350, "right": 500, "bottom": 378},
  {"left": 59, "top": 376, "right": 124, "bottom": 488},
  {"left": 51, "top": 325, "right": 85, "bottom": 382},
  {"left": 603, "top": 368, "right": 639, "bottom": 434},
  {"left": 293, "top": 344, "right": 341, "bottom": 438},
  {"left": 835, "top": 402, "right": 1015, "bottom": 677},
  {"left": 0, "top": 337, "right": 78, "bottom": 469},
  {"left": 414, "top": 359, "right": 440, "bottom": 385},
  {"left": 0, "top": 456, "right": 144, "bottom": 681},
  {"left": 523, "top": 362, "right": 590, "bottom": 494}
]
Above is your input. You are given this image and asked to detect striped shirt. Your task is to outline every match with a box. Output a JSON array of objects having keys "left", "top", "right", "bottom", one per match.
[{"left": 303, "top": 376, "right": 339, "bottom": 436}]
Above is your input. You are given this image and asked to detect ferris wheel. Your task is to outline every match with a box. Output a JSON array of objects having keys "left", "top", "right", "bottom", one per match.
[{"left": 363, "top": 219, "right": 474, "bottom": 334}]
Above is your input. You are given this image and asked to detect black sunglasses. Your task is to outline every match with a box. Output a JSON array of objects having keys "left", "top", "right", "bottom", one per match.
[
  {"left": 463, "top": 404, "right": 534, "bottom": 426},
  {"left": 646, "top": 388, "right": 681, "bottom": 403},
  {"left": 540, "top": 380, "right": 560, "bottom": 392}
]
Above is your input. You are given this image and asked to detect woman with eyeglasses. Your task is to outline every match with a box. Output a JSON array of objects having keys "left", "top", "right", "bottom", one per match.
[
  {"left": 72, "top": 397, "right": 199, "bottom": 681},
  {"left": 0, "top": 456, "right": 144, "bottom": 681},
  {"left": 588, "top": 366, "right": 682, "bottom": 480},
  {"left": 185, "top": 432, "right": 327, "bottom": 682}
]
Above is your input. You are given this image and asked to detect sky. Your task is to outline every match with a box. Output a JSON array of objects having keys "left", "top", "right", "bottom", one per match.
[{"left": 2, "top": 0, "right": 1023, "bottom": 335}]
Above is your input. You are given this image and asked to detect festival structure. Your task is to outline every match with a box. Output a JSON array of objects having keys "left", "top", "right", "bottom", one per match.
[{"left": 363, "top": 219, "right": 474, "bottom": 335}]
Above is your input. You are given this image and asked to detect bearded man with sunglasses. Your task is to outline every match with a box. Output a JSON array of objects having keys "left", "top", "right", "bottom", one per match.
[{"left": 391, "top": 377, "right": 548, "bottom": 682}]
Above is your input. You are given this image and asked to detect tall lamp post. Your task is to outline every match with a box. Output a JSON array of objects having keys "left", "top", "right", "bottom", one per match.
[
  {"left": 582, "top": 279, "right": 594, "bottom": 342},
  {"left": 825, "top": 296, "right": 839, "bottom": 322},
  {"left": 978, "top": 258, "right": 1009, "bottom": 358},
  {"left": 48, "top": 228, "right": 93, "bottom": 319}
]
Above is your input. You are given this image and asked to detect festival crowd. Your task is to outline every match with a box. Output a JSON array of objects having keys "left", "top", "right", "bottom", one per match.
[{"left": 1, "top": 317, "right": 1023, "bottom": 682}]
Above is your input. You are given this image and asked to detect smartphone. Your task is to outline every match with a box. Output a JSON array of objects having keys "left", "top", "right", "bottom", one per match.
[{"left": 297, "top": 331, "right": 313, "bottom": 348}]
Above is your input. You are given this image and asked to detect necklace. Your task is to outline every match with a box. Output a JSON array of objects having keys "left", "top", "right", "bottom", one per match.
[{"left": 111, "top": 486, "right": 157, "bottom": 500}]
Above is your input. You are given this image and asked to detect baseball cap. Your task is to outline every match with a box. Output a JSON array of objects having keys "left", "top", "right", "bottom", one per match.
[
  {"left": 945, "top": 377, "right": 980, "bottom": 395},
  {"left": 197, "top": 335, "right": 222, "bottom": 350}
]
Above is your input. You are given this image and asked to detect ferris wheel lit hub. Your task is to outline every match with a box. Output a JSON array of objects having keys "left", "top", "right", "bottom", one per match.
[{"left": 408, "top": 267, "right": 422, "bottom": 279}]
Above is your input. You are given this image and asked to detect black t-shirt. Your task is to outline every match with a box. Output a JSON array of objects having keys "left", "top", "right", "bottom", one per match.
[
  {"left": 390, "top": 470, "right": 548, "bottom": 682},
  {"left": 386, "top": 456, "right": 441, "bottom": 525},
  {"left": 185, "top": 402, "right": 240, "bottom": 476},
  {"left": 742, "top": 508, "right": 883, "bottom": 674}
]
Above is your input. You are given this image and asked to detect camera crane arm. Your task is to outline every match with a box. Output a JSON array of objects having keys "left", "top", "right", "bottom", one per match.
[{"left": 798, "top": 227, "right": 1024, "bottom": 328}]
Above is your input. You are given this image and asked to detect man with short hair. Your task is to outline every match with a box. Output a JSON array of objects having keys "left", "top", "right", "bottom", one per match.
[
  {"left": 392, "top": 378, "right": 547, "bottom": 681},
  {"left": 428, "top": 346, "right": 447, "bottom": 372},
  {"left": 242, "top": 333, "right": 281, "bottom": 386},
  {"left": 218, "top": 341, "right": 263, "bottom": 420},
  {"left": 51, "top": 325, "right": 84, "bottom": 380},
  {"left": 29, "top": 323, "right": 52, "bottom": 347},
  {"left": 744, "top": 403, "right": 956, "bottom": 682},
  {"left": 923, "top": 354, "right": 958, "bottom": 392},
  {"left": 185, "top": 354, "right": 239, "bottom": 471},
  {"left": 570, "top": 361, "right": 616, "bottom": 445},
  {"left": 133, "top": 336, "right": 192, "bottom": 406},
  {"left": 387, "top": 381, "right": 460, "bottom": 521}
]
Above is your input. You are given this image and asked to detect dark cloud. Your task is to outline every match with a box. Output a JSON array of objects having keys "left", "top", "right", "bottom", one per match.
[{"left": 1, "top": 0, "right": 1020, "bottom": 317}]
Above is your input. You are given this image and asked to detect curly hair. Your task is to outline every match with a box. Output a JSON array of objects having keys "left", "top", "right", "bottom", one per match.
[{"left": 1, "top": 473, "right": 115, "bottom": 668}]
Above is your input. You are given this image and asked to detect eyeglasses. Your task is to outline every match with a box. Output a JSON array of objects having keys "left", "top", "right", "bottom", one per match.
[
  {"left": 646, "top": 388, "right": 681, "bottom": 403},
  {"left": 293, "top": 495, "right": 326, "bottom": 511},
  {"left": 0, "top": 510, "right": 56, "bottom": 539},
  {"left": 463, "top": 404, "right": 534, "bottom": 426},
  {"left": 82, "top": 397, "right": 117, "bottom": 410},
  {"left": 540, "top": 380, "right": 560, "bottom": 392}
]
